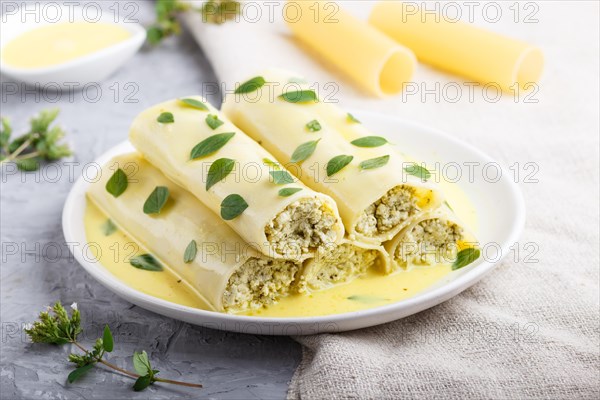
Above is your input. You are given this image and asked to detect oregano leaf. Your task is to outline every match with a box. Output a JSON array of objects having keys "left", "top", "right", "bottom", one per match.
[
  {"left": 106, "top": 169, "right": 128, "bottom": 198},
  {"left": 190, "top": 132, "right": 235, "bottom": 160},
  {"left": 235, "top": 76, "right": 265, "bottom": 94},
  {"left": 326, "top": 155, "right": 353, "bottom": 177},
  {"left": 184, "top": 240, "right": 197, "bottom": 264},
  {"left": 279, "top": 90, "right": 318, "bottom": 103},
  {"left": 404, "top": 163, "right": 431, "bottom": 180},
  {"left": 129, "top": 254, "right": 163, "bottom": 272},
  {"left": 359, "top": 155, "right": 389, "bottom": 170},
  {"left": 305, "top": 120, "right": 321, "bottom": 132},
  {"left": 270, "top": 170, "right": 294, "bottom": 185},
  {"left": 452, "top": 248, "right": 481, "bottom": 270},
  {"left": 205, "top": 114, "right": 224, "bottom": 130},
  {"left": 143, "top": 186, "right": 170, "bottom": 214},
  {"left": 206, "top": 158, "right": 235, "bottom": 190},
  {"left": 179, "top": 98, "right": 208, "bottom": 111},
  {"left": 102, "top": 325, "right": 113, "bottom": 352},
  {"left": 290, "top": 139, "right": 320, "bottom": 163},
  {"left": 157, "top": 112, "right": 174, "bottom": 123},
  {"left": 67, "top": 364, "right": 94, "bottom": 383},
  {"left": 350, "top": 136, "right": 388, "bottom": 148},
  {"left": 220, "top": 194, "right": 248, "bottom": 220},
  {"left": 278, "top": 188, "right": 302, "bottom": 197}
]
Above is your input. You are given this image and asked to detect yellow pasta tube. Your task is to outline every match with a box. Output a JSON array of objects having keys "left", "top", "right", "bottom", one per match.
[
  {"left": 129, "top": 97, "right": 344, "bottom": 261},
  {"left": 369, "top": 1, "right": 543, "bottom": 91},
  {"left": 285, "top": 0, "right": 416, "bottom": 97},
  {"left": 87, "top": 153, "right": 301, "bottom": 313}
]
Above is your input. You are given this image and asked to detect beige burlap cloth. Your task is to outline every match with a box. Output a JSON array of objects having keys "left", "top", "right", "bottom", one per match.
[{"left": 183, "top": 1, "right": 600, "bottom": 397}]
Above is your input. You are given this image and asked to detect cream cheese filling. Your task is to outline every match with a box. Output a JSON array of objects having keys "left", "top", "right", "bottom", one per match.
[
  {"left": 223, "top": 257, "right": 300, "bottom": 312},
  {"left": 394, "top": 217, "right": 464, "bottom": 267}
]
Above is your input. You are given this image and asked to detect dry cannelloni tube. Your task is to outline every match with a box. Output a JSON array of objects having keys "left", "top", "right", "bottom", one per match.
[
  {"left": 129, "top": 97, "right": 344, "bottom": 261},
  {"left": 88, "top": 153, "right": 302, "bottom": 313},
  {"left": 384, "top": 206, "right": 479, "bottom": 272},
  {"left": 298, "top": 239, "right": 389, "bottom": 292},
  {"left": 223, "top": 69, "right": 444, "bottom": 244},
  {"left": 285, "top": 0, "right": 416, "bottom": 97},
  {"left": 369, "top": 1, "right": 543, "bottom": 91}
]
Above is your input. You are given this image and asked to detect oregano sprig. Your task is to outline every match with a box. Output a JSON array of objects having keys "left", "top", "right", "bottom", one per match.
[
  {"left": 24, "top": 302, "right": 202, "bottom": 391},
  {"left": 147, "top": 0, "right": 240, "bottom": 45},
  {"left": 0, "top": 109, "right": 72, "bottom": 171}
]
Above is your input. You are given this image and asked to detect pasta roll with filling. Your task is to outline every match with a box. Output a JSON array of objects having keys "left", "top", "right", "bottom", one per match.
[
  {"left": 87, "top": 153, "right": 302, "bottom": 313},
  {"left": 129, "top": 97, "right": 344, "bottom": 261},
  {"left": 223, "top": 69, "right": 444, "bottom": 244},
  {"left": 298, "top": 239, "right": 389, "bottom": 292},
  {"left": 385, "top": 206, "right": 478, "bottom": 272}
]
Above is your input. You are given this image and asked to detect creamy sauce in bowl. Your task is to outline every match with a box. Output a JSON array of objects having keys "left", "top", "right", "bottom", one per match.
[
  {"left": 2, "top": 22, "right": 131, "bottom": 69},
  {"left": 83, "top": 177, "right": 477, "bottom": 318}
]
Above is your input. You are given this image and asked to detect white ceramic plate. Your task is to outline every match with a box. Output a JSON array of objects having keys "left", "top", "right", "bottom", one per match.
[{"left": 62, "top": 111, "right": 525, "bottom": 335}]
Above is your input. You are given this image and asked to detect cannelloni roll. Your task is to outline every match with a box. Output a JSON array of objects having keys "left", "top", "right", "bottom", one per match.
[
  {"left": 369, "top": 1, "right": 543, "bottom": 91},
  {"left": 298, "top": 239, "right": 389, "bottom": 292},
  {"left": 129, "top": 97, "right": 344, "bottom": 260},
  {"left": 223, "top": 69, "right": 444, "bottom": 244},
  {"left": 87, "top": 153, "right": 301, "bottom": 313},
  {"left": 285, "top": 0, "right": 416, "bottom": 96},
  {"left": 384, "top": 207, "right": 476, "bottom": 272}
]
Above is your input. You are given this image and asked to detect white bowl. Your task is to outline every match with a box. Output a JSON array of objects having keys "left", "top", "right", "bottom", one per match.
[
  {"left": 0, "top": 5, "right": 146, "bottom": 86},
  {"left": 62, "top": 110, "right": 525, "bottom": 335}
]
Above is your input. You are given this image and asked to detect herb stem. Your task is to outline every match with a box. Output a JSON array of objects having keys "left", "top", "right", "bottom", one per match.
[
  {"left": 99, "top": 358, "right": 140, "bottom": 378},
  {"left": 154, "top": 377, "right": 203, "bottom": 388},
  {"left": 71, "top": 341, "right": 202, "bottom": 388},
  {"left": 9, "top": 136, "right": 34, "bottom": 158},
  {"left": 0, "top": 135, "right": 35, "bottom": 164},
  {"left": 13, "top": 151, "right": 40, "bottom": 161}
]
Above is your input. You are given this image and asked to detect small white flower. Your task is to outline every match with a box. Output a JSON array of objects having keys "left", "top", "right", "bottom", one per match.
[
  {"left": 23, "top": 323, "right": 33, "bottom": 331},
  {"left": 70, "top": 302, "right": 78, "bottom": 311}
]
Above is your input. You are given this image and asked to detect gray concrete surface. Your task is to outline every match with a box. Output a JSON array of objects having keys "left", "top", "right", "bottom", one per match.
[{"left": 0, "top": 2, "right": 301, "bottom": 399}]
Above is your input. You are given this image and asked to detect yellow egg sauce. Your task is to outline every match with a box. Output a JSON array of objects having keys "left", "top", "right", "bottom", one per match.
[
  {"left": 84, "top": 201, "right": 208, "bottom": 310},
  {"left": 83, "top": 175, "right": 477, "bottom": 318},
  {"left": 2, "top": 22, "right": 131, "bottom": 69}
]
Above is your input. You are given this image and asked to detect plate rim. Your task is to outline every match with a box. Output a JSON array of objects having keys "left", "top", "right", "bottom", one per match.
[{"left": 62, "top": 110, "right": 526, "bottom": 335}]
